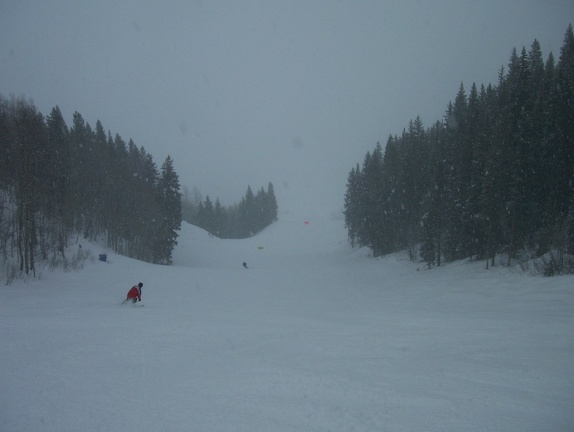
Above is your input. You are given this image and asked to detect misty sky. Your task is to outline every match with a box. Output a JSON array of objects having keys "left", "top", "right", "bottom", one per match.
[{"left": 1, "top": 1, "right": 573, "bottom": 217}]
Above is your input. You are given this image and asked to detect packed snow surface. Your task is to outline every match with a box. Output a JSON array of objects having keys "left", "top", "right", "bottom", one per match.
[{"left": 1, "top": 215, "right": 573, "bottom": 431}]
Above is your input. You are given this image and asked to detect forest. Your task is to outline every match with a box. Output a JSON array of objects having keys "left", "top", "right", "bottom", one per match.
[
  {"left": 0, "top": 95, "right": 280, "bottom": 282},
  {"left": 344, "top": 25, "right": 574, "bottom": 274},
  {"left": 0, "top": 98, "right": 182, "bottom": 279},
  {"left": 181, "top": 183, "right": 278, "bottom": 239}
]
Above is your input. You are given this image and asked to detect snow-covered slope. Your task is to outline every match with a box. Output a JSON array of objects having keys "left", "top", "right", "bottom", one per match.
[{"left": 1, "top": 217, "right": 573, "bottom": 431}]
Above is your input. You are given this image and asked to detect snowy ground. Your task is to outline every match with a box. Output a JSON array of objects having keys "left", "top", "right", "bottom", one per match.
[{"left": 1, "top": 214, "right": 573, "bottom": 431}]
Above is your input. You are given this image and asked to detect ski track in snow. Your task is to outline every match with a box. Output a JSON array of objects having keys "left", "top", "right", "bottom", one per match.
[{"left": 1, "top": 215, "right": 574, "bottom": 431}]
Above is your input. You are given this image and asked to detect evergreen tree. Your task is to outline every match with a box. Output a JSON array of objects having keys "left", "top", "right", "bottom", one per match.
[
  {"left": 213, "top": 198, "right": 227, "bottom": 237},
  {"left": 44, "top": 106, "right": 71, "bottom": 257},
  {"left": 421, "top": 121, "right": 447, "bottom": 268},
  {"left": 402, "top": 117, "right": 428, "bottom": 259},
  {"left": 155, "top": 156, "right": 181, "bottom": 264},
  {"left": 362, "top": 142, "right": 385, "bottom": 256},
  {"left": 13, "top": 98, "right": 47, "bottom": 275},
  {"left": 557, "top": 25, "right": 574, "bottom": 253},
  {"left": 263, "top": 182, "right": 279, "bottom": 227},
  {"left": 0, "top": 96, "right": 186, "bottom": 277},
  {"left": 240, "top": 185, "right": 256, "bottom": 237},
  {"left": 196, "top": 200, "right": 206, "bottom": 231},
  {"left": 344, "top": 25, "right": 574, "bottom": 271},
  {"left": 254, "top": 187, "right": 267, "bottom": 233},
  {"left": 379, "top": 136, "right": 402, "bottom": 253},
  {"left": 202, "top": 196, "right": 215, "bottom": 234},
  {"left": 0, "top": 98, "right": 15, "bottom": 190},
  {"left": 443, "top": 84, "right": 470, "bottom": 260},
  {"left": 343, "top": 164, "right": 362, "bottom": 247},
  {"left": 540, "top": 51, "right": 561, "bottom": 235},
  {"left": 479, "top": 83, "right": 504, "bottom": 268}
]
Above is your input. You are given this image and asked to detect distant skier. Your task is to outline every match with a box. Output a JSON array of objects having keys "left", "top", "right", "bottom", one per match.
[
  {"left": 123, "top": 282, "right": 143, "bottom": 304},
  {"left": 243, "top": 261, "right": 248, "bottom": 269}
]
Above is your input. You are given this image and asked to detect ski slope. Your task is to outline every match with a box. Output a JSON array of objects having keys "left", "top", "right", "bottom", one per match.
[{"left": 1, "top": 214, "right": 573, "bottom": 431}]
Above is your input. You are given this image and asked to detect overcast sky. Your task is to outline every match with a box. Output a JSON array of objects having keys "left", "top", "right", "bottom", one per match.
[{"left": 1, "top": 1, "right": 573, "bottom": 218}]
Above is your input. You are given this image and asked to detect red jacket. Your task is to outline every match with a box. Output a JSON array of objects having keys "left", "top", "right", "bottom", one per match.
[{"left": 127, "top": 286, "right": 141, "bottom": 301}]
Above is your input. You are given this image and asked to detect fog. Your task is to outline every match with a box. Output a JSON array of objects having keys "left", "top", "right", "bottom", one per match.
[{"left": 1, "top": 0, "right": 573, "bottom": 215}]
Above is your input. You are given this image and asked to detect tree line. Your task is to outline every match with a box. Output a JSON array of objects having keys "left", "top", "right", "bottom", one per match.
[
  {"left": 0, "top": 96, "right": 182, "bottom": 278},
  {"left": 182, "top": 183, "right": 278, "bottom": 239},
  {"left": 344, "top": 25, "right": 574, "bottom": 273}
]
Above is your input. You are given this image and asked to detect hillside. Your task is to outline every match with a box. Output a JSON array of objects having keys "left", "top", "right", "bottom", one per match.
[{"left": 1, "top": 216, "right": 573, "bottom": 431}]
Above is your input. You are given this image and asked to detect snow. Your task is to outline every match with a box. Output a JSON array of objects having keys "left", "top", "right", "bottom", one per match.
[{"left": 1, "top": 214, "right": 574, "bottom": 431}]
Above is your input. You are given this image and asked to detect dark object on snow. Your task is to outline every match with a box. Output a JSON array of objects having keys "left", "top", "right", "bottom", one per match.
[
  {"left": 123, "top": 283, "right": 143, "bottom": 304},
  {"left": 99, "top": 254, "right": 107, "bottom": 262},
  {"left": 243, "top": 262, "right": 248, "bottom": 269}
]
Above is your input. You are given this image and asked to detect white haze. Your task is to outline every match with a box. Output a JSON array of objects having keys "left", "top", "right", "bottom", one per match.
[
  {"left": 2, "top": 3, "right": 574, "bottom": 429},
  {"left": 1, "top": 0, "right": 573, "bottom": 213}
]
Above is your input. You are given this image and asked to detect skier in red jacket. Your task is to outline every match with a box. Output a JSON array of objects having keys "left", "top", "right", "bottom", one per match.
[{"left": 124, "top": 282, "right": 143, "bottom": 303}]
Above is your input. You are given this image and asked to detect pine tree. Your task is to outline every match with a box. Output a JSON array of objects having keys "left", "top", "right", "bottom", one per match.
[
  {"left": 196, "top": 200, "right": 206, "bottom": 231},
  {"left": 155, "top": 156, "right": 181, "bottom": 264},
  {"left": 202, "top": 196, "right": 215, "bottom": 234},
  {"left": 0, "top": 97, "right": 14, "bottom": 190},
  {"left": 360, "top": 143, "right": 385, "bottom": 255},
  {"left": 239, "top": 185, "right": 256, "bottom": 237},
  {"left": 254, "top": 187, "right": 267, "bottom": 233},
  {"left": 379, "top": 136, "right": 402, "bottom": 253},
  {"left": 421, "top": 121, "right": 447, "bottom": 268},
  {"left": 265, "top": 182, "right": 278, "bottom": 224},
  {"left": 343, "top": 164, "right": 362, "bottom": 247},
  {"left": 45, "top": 106, "right": 71, "bottom": 257},
  {"left": 14, "top": 98, "right": 47, "bottom": 275},
  {"left": 479, "top": 83, "right": 504, "bottom": 267},
  {"left": 557, "top": 25, "right": 574, "bottom": 253},
  {"left": 344, "top": 25, "right": 574, "bottom": 271},
  {"left": 213, "top": 198, "right": 227, "bottom": 237}
]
